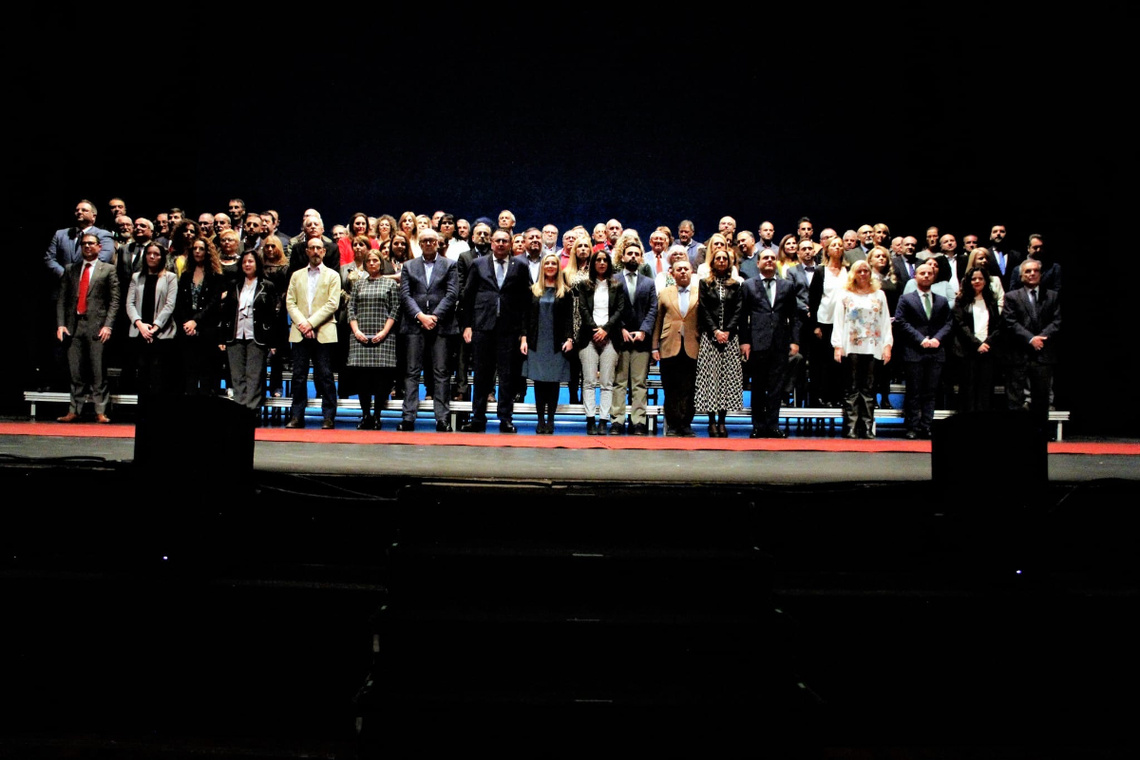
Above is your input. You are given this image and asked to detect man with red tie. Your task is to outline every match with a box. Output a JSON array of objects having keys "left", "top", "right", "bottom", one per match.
[{"left": 56, "top": 233, "right": 121, "bottom": 422}]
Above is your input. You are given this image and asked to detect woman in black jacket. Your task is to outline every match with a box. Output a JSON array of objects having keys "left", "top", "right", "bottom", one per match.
[
  {"left": 219, "top": 251, "right": 278, "bottom": 412},
  {"left": 176, "top": 237, "right": 226, "bottom": 395},
  {"left": 521, "top": 253, "right": 574, "bottom": 434},
  {"left": 574, "top": 250, "right": 628, "bottom": 435},
  {"left": 952, "top": 266, "right": 1002, "bottom": 412}
]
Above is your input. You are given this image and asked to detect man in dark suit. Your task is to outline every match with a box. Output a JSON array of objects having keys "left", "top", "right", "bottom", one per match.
[
  {"left": 894, "top": 261, "right": 952, "bottom": 439},
  {"left": 938, "top": 233, "right": 969, "bottom": 287},
  {"left": 652, "top": 258, "right": 699, "bottom": 437},
  {"left": 741, "top": 250, "right": 803, "bottom": 438},
  {"left": 451, "top": 221, "right": 493, "bottom": 404},
  {"left": 1002, "top": 259, "right": 1060, "bottom": 431},
  {"left": 987, "top": 223, "right": 1024, "bottom": 292},
  {"left": 56, "top": 233, "right": 121, "bottom": 423},
  {"left": 611, "top": 243, "right": 658, "bottom": 435},
  {"left": 399, "top": 229, "right": 459, "bottom": 432},
  {"left": 892, "top": 235, "right": 920, "bottom": 291},
  {"left": 460, "top": 228, "right": 531, "bottom": 433}
]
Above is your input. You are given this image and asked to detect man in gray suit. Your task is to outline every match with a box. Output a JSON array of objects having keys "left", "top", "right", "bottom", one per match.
[
  {"left": 399, "top": 228, "right": 459, "bottom": 431},
  {"left": 56, "top": 233, "right": 121, "bottom": 422}
]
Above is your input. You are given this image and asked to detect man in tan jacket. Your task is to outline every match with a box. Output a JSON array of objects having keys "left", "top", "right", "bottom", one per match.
[
  {"left": 652, "top": 258, "right": 699, "bottom": 437},
  {"left": 285, "top": 239, "right": 341, "bottom": 429}
]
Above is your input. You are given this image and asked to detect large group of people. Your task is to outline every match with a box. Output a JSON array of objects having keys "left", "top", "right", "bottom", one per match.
[{"left": 43, "top": 199, "right": 1062, "bottom": 437}]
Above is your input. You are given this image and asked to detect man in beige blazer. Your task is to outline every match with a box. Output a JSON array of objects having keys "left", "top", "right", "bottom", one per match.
[
  {"left": 285, "top": 239, "right": 341, "bottom": 429},
  {"left": 651, "top": 258, "right": 699, "bottom": 436}
]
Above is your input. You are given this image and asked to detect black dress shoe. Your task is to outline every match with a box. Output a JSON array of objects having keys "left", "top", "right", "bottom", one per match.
[
  {"left": 285, "top": 418, "right": 305, "bottom": 429},
  {"left": 460, "top": 422, "right": 486, "bottom": 433},
  {"left": 844, "top": 431, "right": 858, "bottom": 439},
  {"left": 357, "top": 415, "right": 374, "bottom": 430},
  {"left": 396, "top": 420, "right": 416, "bottom": 432},
  {"left": 630, "top": 424, "right": 647, "bottom": 436},
  {"left": 608, "top": 423, "right": 624, "bottom": 436},
  {"left": 750, "top": 429, "right": 763, "bottom": 439},
  {"left": 585, "top": 418, "right": 597, "bottom": 436},
  {"left": 680, "top": 427, "right": 697, "bottom": 438},
  {"left": 436, "top": 421, "right": 451, "bottom": 432},
  {"left": 321, "top": 418, "right": 335, "bottom": 430},
  {"left": 904, "top": 430, "right": 918, "bottom": 440},
  {"left": 499, "top": 421, "right": 517, "bottom": 434},
  {"left": 768, "top": 429, "right": 787, "bottom": 439}
]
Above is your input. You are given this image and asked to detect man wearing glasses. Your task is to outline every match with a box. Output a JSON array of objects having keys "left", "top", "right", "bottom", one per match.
[
  {"left": 56, "top": 233, "right": 120, "bottom": 423},
  {"left": 285, "top": 239, "right": 342, "bottom": 429}
]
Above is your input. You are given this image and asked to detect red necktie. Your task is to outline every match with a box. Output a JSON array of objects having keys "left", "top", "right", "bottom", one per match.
[{"left": 77, "top": 263, "right": 92, "bottom": 315}]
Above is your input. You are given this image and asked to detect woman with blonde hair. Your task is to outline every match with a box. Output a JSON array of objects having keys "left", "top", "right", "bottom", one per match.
[
  {"left": 521, "top": 252, "right": 574, "bottom": 434},
  {"left": 831, "top": 259, "right": 892, "bottom": 438},
  {"left": 695, "top": 244, "right": 744, "bottom": 436}
]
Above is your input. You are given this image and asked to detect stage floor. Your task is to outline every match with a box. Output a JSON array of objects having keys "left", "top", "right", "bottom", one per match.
[{"left": 2, "top": 420, "right": 1137, "bottom": 483}]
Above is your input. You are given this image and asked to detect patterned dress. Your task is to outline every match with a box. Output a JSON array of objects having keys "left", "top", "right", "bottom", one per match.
[
  {"left": 346, "top": 277, "right": 400, "bottom": 368},
  {"left": 695, "top": 277, "right": 744, "bottom": 413}
]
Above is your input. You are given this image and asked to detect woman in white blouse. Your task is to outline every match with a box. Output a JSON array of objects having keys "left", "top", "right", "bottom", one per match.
[{"left": 831, "top": 260, "right": 892, "bottom": 439}]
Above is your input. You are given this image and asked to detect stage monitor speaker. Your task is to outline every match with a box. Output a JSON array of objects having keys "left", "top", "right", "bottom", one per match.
[
  {"left": 932, "top": 409, "right": 1047, "bottom": 490},
  {"left": 134, "top": 394, "right": 254, "bottom": 479}
]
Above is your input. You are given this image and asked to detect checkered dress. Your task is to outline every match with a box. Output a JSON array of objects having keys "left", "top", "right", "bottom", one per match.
[{"left": 346, "top": 277, "right": 400, "bottom": 368}]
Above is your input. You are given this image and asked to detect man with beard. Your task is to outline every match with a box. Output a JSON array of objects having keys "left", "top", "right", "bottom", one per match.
[
  {"left": 987, "top": 223, "right": 1023, "bottom": 291},
  {"left": 285, "top": 238, "right": 341, "bottom": 429},
  {"left": 611, "top": 241, "right": 657, "bottom": 435}
]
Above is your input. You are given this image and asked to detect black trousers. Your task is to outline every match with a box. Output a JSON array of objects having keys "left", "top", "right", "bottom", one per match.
[
  {"left": 471, "top": 327, "right": 521, "bottom": 424},
  {"left": 748, "top": 350, "right": 788, "bottom": 432},
  {"left": 660, "top": 351, "right": 697, "bottom": 433}
]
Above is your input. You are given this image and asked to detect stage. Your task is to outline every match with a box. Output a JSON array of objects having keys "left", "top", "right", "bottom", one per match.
[{"left": 2, "top": 420, "right": 1137, "bottom": 484}]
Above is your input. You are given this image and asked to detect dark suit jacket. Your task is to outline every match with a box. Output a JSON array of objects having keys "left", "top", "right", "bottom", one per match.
[
  {"left": 892, "top": 255, "right": 918, "bottom": 290},
  {"left": 400, "top": 255, "right": 458, "bottom": 335},
  {"left": 522, "top": 288, "right": 574, "bottom": 348},
  {"left": 1002, "top": 286, "right": 1060, "bottom": 365},
  {"left": 461, "top": 254, "right": 530, "bottom": 332},
  {"left": 219, "top": 277, "right": 278, "bottom": 346},
  {"left": 574, "top": 278, "right": 629, "bottom": 349},
  {"left": 989, "top": 248, "right": 1024, "bottom": 292},
  {"left": 512, "top": 253, "right": 543, "bottom": 284},
  {"left": 784, "top": 264, "right": 814, "bottom": 323},
  {"left": 175, "top": 269, "right": 226, "bottom": 336},
  {"left": 951, "top": 295, "right": 1002, "bottom": 359},
  {"left": 615, "top": 271, "right": 658, "bottom": 351},
  {"left": 894, "top": 289, "right": 953, "bottom": 363},
  {"left": 57, "top": 259, "right": 120, "bottom": 334},
  {"left": 741, "top": 276, "right": 803, "bottom": 355},
  {"left": 116, "top": 240, "right": 149, "bottom": 293}
]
